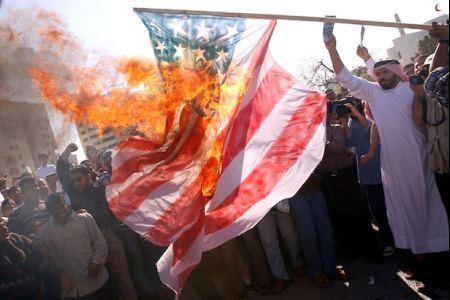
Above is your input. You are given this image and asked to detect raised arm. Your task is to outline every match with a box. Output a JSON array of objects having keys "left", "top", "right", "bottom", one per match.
[
  {"left": 325, "top": 34, "right": 376, "bottom": 101},
  {"left": 56, "top": 143, "right": 78, "bottom": 192},
  {"left": 428, "top": 22, "right": 449, "bottom": 72},
  {"left": 345, "top": 103, "right": 369, "bottom": 129},
  {"left": 357, "top": 46, "right": 375, "bottom": 78},
  {"left": 411, "top": 84, "right": 425, "bottom": 126}
]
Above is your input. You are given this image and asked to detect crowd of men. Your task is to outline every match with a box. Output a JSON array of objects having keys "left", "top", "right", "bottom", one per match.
[{"left": 1, "top": 22, "right": 449, "bottom": 300}]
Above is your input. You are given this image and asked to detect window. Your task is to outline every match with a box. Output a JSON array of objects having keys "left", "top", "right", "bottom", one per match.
[{"left": 102, "top": 136, "right": 116, "bottom": 143}]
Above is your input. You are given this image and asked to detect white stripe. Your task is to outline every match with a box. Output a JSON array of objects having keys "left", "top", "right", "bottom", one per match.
[
  {"left": 232, "top": 20, "right": 272, "bottom": 67},
  {"left": 111, "top": 105, "right": 186, "bottom": 170},
  {"left": 121, "top": 165, "right": 201, "bottom": 236},
  {"left": 207, "top": 83, "right": 310, "bottom": 212},
  {"left": 203, "top": 118, "right": 326, "bottom": 250},
  {"left": 106, "top": 111, "right": 198, "bottom": 200},
  {"left": 156, "top": 226, "right": 204, "bottom": 295},
  {"left": 156, "top": 245, "right": 179, "bottom": 293}
]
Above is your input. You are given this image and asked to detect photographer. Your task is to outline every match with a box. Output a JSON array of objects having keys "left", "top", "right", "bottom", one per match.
[
  {"left": 411, "top": 22, "right": 449, "bottom": 217},
  {"left": 340, "top": 99, "right": 394, "bottom": 257},
  {"left": 316, "top": 101, "right": 369, "bottom": 257}
]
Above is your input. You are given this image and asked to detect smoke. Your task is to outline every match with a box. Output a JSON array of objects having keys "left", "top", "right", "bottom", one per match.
[
  {"left": 0, "top": 6, "right": 248, "bottom": 148},
  {"left": 0, "top": 8, "right": 68, "bottom": 102}
]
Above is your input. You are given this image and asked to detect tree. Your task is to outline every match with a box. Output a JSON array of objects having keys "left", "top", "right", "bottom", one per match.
[
  {"left": 417, "top": 35, "right": 439, "bottom": 56},
  {"left": 351, "top": 66, "right": 374, "bottom": 81},
  {"left": 298, "top": 59, "right": 339, "bottom": 91}
]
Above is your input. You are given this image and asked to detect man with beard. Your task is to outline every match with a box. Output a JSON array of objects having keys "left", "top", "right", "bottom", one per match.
[{"left": 324, "top": 33, "right": 448, "bottom": 255}]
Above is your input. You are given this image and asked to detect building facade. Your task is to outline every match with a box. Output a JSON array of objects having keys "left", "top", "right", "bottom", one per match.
[
  {"left": 387, "top": 14, "right": 449, "bottom": 66},
  {"left": 76, "top": 124, "right": 120, "bottom": 155},
  {"left": 0, "top": 101, "right": 58, "bottom": 179}
]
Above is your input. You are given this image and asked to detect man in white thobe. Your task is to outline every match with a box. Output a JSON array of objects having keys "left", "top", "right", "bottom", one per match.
[{"left": 324, "top": 34, "right": 448, "bottom": 254}]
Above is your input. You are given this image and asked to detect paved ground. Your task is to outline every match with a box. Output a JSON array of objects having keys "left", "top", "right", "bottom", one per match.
[
  {"left": 180, "top": 250, "right": 449, "bottom": 300},
  {"left": 249, "top": 252, "right": 449, "bottom": 300}
]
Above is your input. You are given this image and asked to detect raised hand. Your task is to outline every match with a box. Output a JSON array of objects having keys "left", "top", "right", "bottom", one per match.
[
  {"left": 325, "top": 33, "right": 337, "bottom": 51},
  {"left": 64, "top": 143, "right": 78, "bottom": 154},
  {"left": 356, "top": 46, "right": 371, "bottom": 61},
  {"left": 429, "top": 22, "right": 449, "bottom": 39}
]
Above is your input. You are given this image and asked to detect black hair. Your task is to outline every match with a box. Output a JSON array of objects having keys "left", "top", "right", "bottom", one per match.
[
  {"left": 19, "top": 176, "right": 37, "bottom": 189},
  {"left": 70, "top": 165, "right": 90, "bottom": 176},
  {"left": 46, "top": 192, "right": 65, "bottom": 211},
  {"left": 37, "top": 153, "right": 49, "bottom": 159}
]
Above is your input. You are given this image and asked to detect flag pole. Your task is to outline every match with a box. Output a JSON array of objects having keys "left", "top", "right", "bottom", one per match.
[{"left": 133, "top": 7, "right": 434, "bottom": 30}]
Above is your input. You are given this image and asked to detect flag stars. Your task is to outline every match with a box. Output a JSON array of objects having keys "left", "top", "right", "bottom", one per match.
[
  {"left": 225, "top": 24, "right": 239, "bottom": 39},
  {"left": 155, "top": 40, "right": 167, "bottom": 52},
  {"left": 174, "top": 44, "right": 186, "bottom": 60},
  {"left": 195, "top": 21, "right": 212, "bottom": 41},
  {"left": 216, "top": 49, "right": 228, "bottom": 62},
  {"left": 169, "top": 19, "right": 186, "bottom": 37},
  {"left": 193, "top": 47, "right": 206, "bottom": 62}
]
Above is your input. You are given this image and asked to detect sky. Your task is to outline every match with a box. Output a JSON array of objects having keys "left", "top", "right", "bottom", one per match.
[{"left": 1, "top": 0, "right": 449, "bottom": 159}]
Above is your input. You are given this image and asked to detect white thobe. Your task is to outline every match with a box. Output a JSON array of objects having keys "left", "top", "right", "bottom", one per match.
[{"left": 336, "top": 67, "right": 449, "bottom": 254}]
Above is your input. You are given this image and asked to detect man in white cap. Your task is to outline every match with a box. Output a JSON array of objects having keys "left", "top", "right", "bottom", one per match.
[{"left": 324, "top": 33, "right": 448, "bottom": 255}]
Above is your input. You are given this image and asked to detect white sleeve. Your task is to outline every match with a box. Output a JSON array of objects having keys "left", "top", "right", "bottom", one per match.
[
  {"left": 336, "top": 67, "right": 377, "bottom": 102},
  {"left": 365, "top": 57, "right": 376, "bottom": 78}
]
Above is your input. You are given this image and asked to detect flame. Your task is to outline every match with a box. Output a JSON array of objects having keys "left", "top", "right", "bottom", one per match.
[{"left": 2, "top": 9, "right": 250, "bottom": 197}]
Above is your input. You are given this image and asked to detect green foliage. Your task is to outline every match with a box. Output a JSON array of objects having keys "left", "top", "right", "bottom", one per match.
[{"left": 418, "top": 35, "right": 439, "bottom": 56}]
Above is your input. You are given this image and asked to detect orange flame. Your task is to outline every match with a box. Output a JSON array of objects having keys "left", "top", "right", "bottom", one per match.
[{"left": 3, "top": 9, "right": 250, "bottom": 196}]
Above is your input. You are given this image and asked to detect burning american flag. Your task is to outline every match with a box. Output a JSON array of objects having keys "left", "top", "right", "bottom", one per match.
[
  {"left": 105, "top": 11, "right": 327, "bottom": 295},
  {"left": 16, "top": 7, "right": 327, "bottom": 295}
]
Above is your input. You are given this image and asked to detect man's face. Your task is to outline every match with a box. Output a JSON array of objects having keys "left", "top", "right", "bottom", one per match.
[
  {"left": 45, "top": 175, "right": 58, "bottom": 193},
  {"left": 21, "top": 180, "right": 40, "bottom": 203},
  {"left": 414, "top": 57, "right": 426, "bottom": 74},
  {"left": 86, "top": 148, "right": 98, "bottom": 162},
  {"left": 49, "top": 197, "right": 71, "bottom": 224},
  {"left": 38, "top": 156, "right": 48, "bottom": 167},
  {"left": 8, "top": 186, "right": 23, "bottom": 205},
  {"left": 71, "top": 172, "right": 91, "bottom": 191},
  {"left": 37, "top": 179, "right": 49, "bottom": 200},
  {"left": 326, "top": 91, "right": 336, "bottom": 101},
  {"left": 374, "top": 68, "right": 400, "bottom": 90}
]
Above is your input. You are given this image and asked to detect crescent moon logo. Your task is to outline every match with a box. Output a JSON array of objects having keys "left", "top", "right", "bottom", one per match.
[{"left": 435, "top": 3, "right": 442, "bottom": 12}]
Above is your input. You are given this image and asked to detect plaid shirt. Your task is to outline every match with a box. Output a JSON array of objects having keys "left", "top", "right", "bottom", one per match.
[{"left": 425, "top": 67, "right": 448, "bottom": 108}]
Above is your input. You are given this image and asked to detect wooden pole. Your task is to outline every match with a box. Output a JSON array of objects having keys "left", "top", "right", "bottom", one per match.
[{"left": 133, "top": 7, "right": 434, "bottom": 30}]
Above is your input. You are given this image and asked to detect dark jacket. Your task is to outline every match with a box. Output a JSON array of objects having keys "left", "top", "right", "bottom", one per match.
[{"left": 56, "top": 156, "right": 118, "bottom": 230}]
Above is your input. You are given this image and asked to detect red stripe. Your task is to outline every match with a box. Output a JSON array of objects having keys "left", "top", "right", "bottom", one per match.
[
  {"left": 111, "top": 107, "right": 193, "bottom": 184},
  {"left": 172, "top": 199, "right": 205, "bottom": 266},
  {"left": 222, "top": 61, "right": 296, "bottom": 169},
  {"left": 145, "top": 174, "right": 204, "bottom": 245},
  {"left": 246, "top": 21, "right": 277, "bottom": 72},
  {"left": 205, "top": 93, "right": 326, "bottom": 234},
  {"left": 108, "top": 113, "right": 205, "bottom": 220}
]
